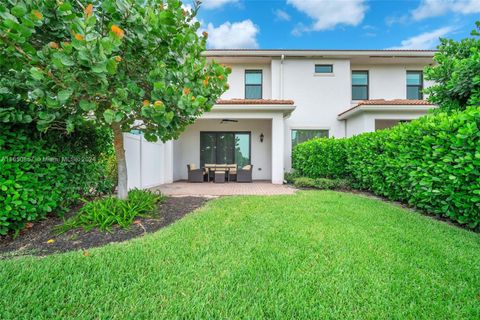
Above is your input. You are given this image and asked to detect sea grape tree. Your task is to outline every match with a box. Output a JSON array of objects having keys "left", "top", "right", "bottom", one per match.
[{"left": 0, "top": 0, "right": 230, "bottom": 199}]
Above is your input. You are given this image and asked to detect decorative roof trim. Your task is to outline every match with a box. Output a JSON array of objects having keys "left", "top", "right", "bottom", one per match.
[
  {"left": 338, "top": 100, "right": 435, "bottom": 120},
  {"left": 217, "top": 99, "right": 295, "bottom": 105}
]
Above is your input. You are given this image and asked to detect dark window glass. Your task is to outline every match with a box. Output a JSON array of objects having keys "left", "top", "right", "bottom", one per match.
[
  {"left": 200, "top": 132, "right": 251, "bottom": 167},
  {"left": 245, "top": 70, "right": 262, "bottom": 99},
  {"left": 406, "top": 71, "right": 423, "bottom": 99},
  {"left": 352, "top": 71, "right": 369, "bottom": 100},
  {"left": 315, "top": 64, "right": 333, "bottom": 73},
  {"left": 291, "top": 130, "right": 329, "bottom": 150},
  {"left": 234, "top": 133, "right": 250, "bottom": 167}
]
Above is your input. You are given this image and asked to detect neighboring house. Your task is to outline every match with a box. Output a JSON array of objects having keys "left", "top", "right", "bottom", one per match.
[{"left": 125, "top": 49, "right": 436, "bottom": 189}]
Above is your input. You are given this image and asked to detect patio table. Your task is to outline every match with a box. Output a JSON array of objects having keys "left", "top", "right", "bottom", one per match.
[{"left": 204, "top": 165, "right": 235, "bottom": 182}]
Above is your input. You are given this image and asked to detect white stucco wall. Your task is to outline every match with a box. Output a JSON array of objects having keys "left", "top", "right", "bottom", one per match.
[
  {"left": 270, "top": 58, "right": 352, "bottom": 170},
  {"left": 344, "top": 114, "right": 365, "bottom": 137},
  {"left": 126, "top": 55, "right": 436, "bottom": 186},
  {"left": 350, "top": 64, "right": 433, "bottom": 102},
  {"left": 344, "top": 110, "right": 431, "bottom": 137},
  {"left": 173, "top": 119, "right": 272, "bottom": 181}
]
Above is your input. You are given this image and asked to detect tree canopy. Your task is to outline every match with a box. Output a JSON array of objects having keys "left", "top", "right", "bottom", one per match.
[
  {"left": 0, "top": 0, "right": 231, "bottom": 198},
  {"left": 0, "top": 0, "right": 230, "bottom": 140},
  {"left": 425, "top": 21, "right": 480, "bottom": 112}
]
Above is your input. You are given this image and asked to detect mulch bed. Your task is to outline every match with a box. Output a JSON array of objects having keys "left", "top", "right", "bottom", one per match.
[{"left": 0, "top": 196, "right": 209, "bottom": 259}]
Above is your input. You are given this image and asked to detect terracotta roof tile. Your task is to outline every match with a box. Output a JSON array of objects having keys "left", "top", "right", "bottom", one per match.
[
  {"left": 216, "top": 99, "right": 295, "bottom": 105},
  {"left": 338, "top": 99, "right": 433, "bottom": 117},
  {"left": 357, "top": 99, "right": 433, "bottom": 106}
]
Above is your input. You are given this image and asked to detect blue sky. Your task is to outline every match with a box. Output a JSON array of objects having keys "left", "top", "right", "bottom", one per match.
[{"left": 190, "top": 0, "right": 480, "bottom": 49}]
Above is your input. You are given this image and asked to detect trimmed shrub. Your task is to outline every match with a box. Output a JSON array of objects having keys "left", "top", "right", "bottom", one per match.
[
  {"left": 292, "top": 137, "right": 348, "bottom": 179},
  {"left": 58, "top": 189, "right": 165, "bottom": 233},
  {"left": 292, "top": 107, "right": 480, "bottom": 229},
  {"left": 284, "top": 171, "right": 301, "bottom": 184},
  {"left": 0, "top": 124, "right": 114, "bottom": 235},
  {"left": 290, "top": 176, "right": 351, "bottom": 190},
  {"left": 314, "top": 178, "right": 351, "bottom": 190},
  {"left": 293, "top": 177, "right": 317, "bottom": 188}
]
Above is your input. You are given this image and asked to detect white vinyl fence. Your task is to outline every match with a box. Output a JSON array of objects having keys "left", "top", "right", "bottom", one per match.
[{"left": 124, "top": 133, "right": 173, "bottom": 190}]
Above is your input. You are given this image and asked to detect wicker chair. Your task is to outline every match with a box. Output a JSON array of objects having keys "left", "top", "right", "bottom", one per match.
[
  {"left": 227, "top": 164, "right": 237, "bottom": 181},
  {"left": 187, "top": 164, "right": 205, "bottom": 183},
  {"left": 237, "top": 164, "right": 253, "bottom": 183}
]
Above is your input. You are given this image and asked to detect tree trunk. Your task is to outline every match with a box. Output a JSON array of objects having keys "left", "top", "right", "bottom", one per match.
[{"left": 112, "top": 122, "right": 128, "bottom": 200}]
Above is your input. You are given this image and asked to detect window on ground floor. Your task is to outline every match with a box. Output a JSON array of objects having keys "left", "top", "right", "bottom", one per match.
[
  {"left": 291, "top": 129, "right": 329, "bottom": 150},
  {"left": 375, "top": 119, "right": 411, "bottom": 131},
  {"left": 200, "top": 132, "right": 251, "bottom": 167}
]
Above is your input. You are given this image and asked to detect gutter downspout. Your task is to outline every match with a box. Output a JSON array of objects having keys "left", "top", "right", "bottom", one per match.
[{"left": 280, "top": 54, "right": 285, "bottom": 99}]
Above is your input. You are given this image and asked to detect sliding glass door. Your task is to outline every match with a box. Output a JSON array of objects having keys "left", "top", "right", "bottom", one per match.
[{"left": 200, "top": 132, "right": 251, "bottom": 167}]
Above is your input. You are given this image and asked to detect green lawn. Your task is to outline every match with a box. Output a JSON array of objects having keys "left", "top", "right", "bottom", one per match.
[{"left": 1, "top": 191, "right": 479, "bottom": 319}]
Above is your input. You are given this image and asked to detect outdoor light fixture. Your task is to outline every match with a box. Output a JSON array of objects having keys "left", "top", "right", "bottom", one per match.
[{"left": 260, "top": 133, "right": 264, "bottom": 143}]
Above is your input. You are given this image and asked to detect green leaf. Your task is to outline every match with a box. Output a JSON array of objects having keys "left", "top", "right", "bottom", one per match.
[
  {"left": 30, "top": 67, "right": 44, "bottom": 80},
  {"left": 11, "top": 5, "right": 27, "bottom": 17},
  {"left": 106, "top": 59, "right": 117, "bottom": 75},
  {"left": 153, "top": 82, "right": 165, "bottom": 91},
  {"left": 57, "top": 89, "right": 73, "bottom": 103},
  {"left": 79, "top": 100, "right": 97, "bottom": 111},
  {"left": 59, "top": 54, "right": 75, "bottom": 67},
  {"left": 58, "top": 2, "right": 73, "bottom": 11},
  {"left": 92, "top": 61, "right": 107, "bottom": 74},
  {"left": 103, "top": 109, "right": 115, "bottom": 124}
]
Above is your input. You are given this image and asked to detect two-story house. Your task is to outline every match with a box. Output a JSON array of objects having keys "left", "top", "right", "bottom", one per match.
[{"left": 125, "top": 49, "right": 436, "bottom": 189}]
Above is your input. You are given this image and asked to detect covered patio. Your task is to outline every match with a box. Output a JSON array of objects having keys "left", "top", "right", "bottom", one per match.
[
  {"left": 153, "top": 181, "right": 296, "bottom": 196},
  {"left": 172, "top": 99, "right": 296, "bottom": 184}
]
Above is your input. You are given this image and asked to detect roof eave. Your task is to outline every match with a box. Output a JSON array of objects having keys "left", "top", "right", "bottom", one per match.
[
  {"left": 211, "top": 104, "right": 296, "bottom": 117},
  {"left": 337, "top": 105, "right": 435, "bottom": 120},
  {"left": 203, "top": 49, "right": 436, "bottom": 58}
]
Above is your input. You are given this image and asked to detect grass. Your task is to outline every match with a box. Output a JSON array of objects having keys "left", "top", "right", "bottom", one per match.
[{"left": 1, "top": 191, "right": 479, "bottom": 319}]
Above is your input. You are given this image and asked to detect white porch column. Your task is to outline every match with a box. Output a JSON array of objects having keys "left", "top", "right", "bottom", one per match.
[{"left": 271, "top": 114, "right": 284, "bottom": 184}]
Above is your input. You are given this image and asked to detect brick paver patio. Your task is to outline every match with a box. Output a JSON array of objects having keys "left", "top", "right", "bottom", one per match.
[{"left": 152, "top": 181, "right": 296, "bottom": 196}]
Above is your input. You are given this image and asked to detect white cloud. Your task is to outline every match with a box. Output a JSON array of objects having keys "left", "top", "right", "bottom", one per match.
[
  {"left": 201, "top": 0, "right": 239, "bottom": 10},
  {"left": 287, "top": 0, "right": 367, "bottom": 34},
  {"left": 274, "top": 9, "right": 291, "bottom": 21},
  {"left": 388, "top": 26, "right": 453, "bottom": 50},
  {"left": 205, "top": 20, "right": 259, "bottom": 49},
  {"left": 412, "top": 0, "right": 480, "bottom": 20}
]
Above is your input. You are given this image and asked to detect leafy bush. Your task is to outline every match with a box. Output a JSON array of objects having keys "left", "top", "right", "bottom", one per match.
[
  {"left": 292, "top": 137, "right": 348, "bottom": 179},
  {"left": 291, "top": 176, "right": 351, "bottom": 190},
  {"left": 284, "top": 171, "right": 301, "bottom": 184},
  {"left": 425, "top": 21, "right": 480, "bottom": 112},
  {"left": 293, "top": 177, "right": 317, "bottom": 188},
  {"left": 0, "top": 123, "right": 114, "bottom": 235},
  {"left": 292, "top": 107, "right": 480, "bottom": 229},
  {"left": 314, "top": 178, "right": 351, "bottom": 190},
  {"left": 58, "top": 189, "right": 165, "bottom": 233}
]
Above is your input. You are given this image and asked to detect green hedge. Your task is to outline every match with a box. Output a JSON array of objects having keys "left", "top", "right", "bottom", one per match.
[
  {"left": 292, "top": 107, "right": 480, "bottom": 230},
  {"left": 292, "top": 137, "right": 348, "bottom": 179},
  {"left": 0, "top": 124, "right": 114, "bottom": 235}
]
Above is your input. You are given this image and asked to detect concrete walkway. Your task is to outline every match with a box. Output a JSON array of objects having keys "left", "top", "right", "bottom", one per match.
[{"left": 152, "top": 181, "right": 296, "bottom": 196}]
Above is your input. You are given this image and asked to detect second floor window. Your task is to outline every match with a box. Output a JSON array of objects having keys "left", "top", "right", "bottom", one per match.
[
  {"left": 245, "top": 70, "right": 262, "bottom": 99},
  {"left": 315, "top": 64, "right": 333, "bottom": 73},
  {"left": 407, "top": 71, "right": 423, "bottom": 99},
  {"left": 352, "top": 71, "right": 369, "bottom": 100}
]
